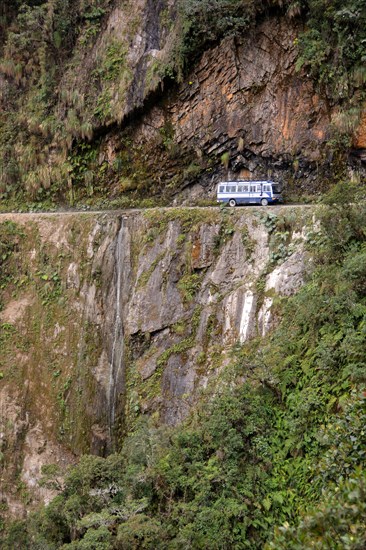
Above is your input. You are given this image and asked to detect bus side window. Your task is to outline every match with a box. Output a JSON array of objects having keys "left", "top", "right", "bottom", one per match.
[
  {"left": 229, "top": 185, "right": 236, "bottom": 193},
  {"left": 256, "top": 185, "right": 261, "bottom": 193},
  {"left": 243, "top": 185, "right": 249, "bottom": 192},
  {"left": 250, "top": 185, "right": 256, "bottom": 193},
  {"left": 219, "top": 185, "right": 225, "bottom": 192},
  {"left": 237, "top": 185, "right": 243, "bottom": 192}
]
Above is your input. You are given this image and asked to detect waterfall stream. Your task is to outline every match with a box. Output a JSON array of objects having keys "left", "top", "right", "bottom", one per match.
[{"left": 108, "top": 220, "right": 125, "bottom": 438}]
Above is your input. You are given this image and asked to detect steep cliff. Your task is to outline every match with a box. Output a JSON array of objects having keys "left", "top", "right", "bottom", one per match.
[
  {"left": 0, "top": 205, "right": 311, "bottom": 517},
  {"left": 1, "top": 198, "right": 366, "bottom": 548},
  {"left": 0, "top": 0, "right": 365, "bottom": 208}
]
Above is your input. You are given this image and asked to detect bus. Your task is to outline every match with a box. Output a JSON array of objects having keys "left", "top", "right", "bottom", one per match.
[{"left": 216, "top": 181, "right": 283, "bottom": 207}]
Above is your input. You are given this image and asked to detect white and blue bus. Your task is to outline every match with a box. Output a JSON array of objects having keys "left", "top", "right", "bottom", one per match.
[{"left": 217, "top": 181, "right": 283, "bottom": 207}]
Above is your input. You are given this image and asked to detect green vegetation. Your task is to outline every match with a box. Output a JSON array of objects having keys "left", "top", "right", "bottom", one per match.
[
  {"left": 144, "top": 207, "right": 220, "bottom": 234},
  {"left": 0, "top": 0, "right": 121, "bottom": 205},
  {"left": 295, "top": 0, "right": 366, "bottom": 152},
  {"left": 156, "top": 335, "right": 195, "bottom": 368},
  {"left": 93, "top": 41, "right": 128, "bottom": 82},
  {"left": 241, "top": 225, "right": 255, "bottom": 259},
  {"left": 162, "top": 0, "right": 285, "bottom": 81},
  {"left": 296, "top": 0, "right": 366, "bottom": 104},
  {"left": 256, "top": 209, "right": 305, "bottom": 265},
  {"left": 0, "top": 221, "right": 24, "bottom": 293},
  {"left": 177, "top": 272, "right": 202, "bottom": 302},
  {"left": 213, "top": 219, "right": 235, "bottom": 252},
  {"left": 1, "top": 194, "right": 365, "bottom": 548},
  {"left": 168, "top": 0, "right": 366, "bottom": 110}
]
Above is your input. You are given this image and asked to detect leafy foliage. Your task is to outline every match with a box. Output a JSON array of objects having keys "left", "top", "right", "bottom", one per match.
[
  {"left": 0, "top": 0, "right": 111, "bottom": 201},
  {"left": 268, "top": 467, "right": 366, "bottom": 550},
  {"left": 296, "top": 0, "right": 366, "bottom": 103}
]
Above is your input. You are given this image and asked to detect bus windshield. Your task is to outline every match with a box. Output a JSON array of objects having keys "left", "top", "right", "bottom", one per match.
[{"left": 272, "top": 185, "right": 281, "bottom": 194}]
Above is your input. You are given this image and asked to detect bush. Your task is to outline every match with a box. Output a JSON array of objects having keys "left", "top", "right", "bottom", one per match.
[
  {"left": 296, "top": 0, "right": 366, "bottom": 104},
  {"left": 267, "top": 469, "right": 366, "bottom": 550}
]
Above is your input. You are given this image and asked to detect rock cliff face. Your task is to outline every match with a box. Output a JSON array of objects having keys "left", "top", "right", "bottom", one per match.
[
  {"left": 93, "top": 9, "right": 366, "bottom": 205},
  {"left": 1, "top": 0, "right": 364, "bottom": 204},
  {"left": 0, "top": 206, "right": 313, "bottom": 517},
  {"left": 108, "top": 17, "right": 331, "bottom": 198}
]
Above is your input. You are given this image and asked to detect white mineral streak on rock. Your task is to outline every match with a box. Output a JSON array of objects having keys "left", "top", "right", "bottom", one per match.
[
  {"left": 257, "top": 265, "right": 290, "bottom": 337},
  {"left": 258, "top": 297, "right": 273, "bottom": 336},
  {"left": 258, "top": 251, "right": 306, "bottom": 336},
  {"left": 207, "top": 289, "right": 216, "bottom": 304},
  {"left": 292, "top": 226, "right": 307, "bottom": 241},
  {"left": 223, "top": 289, "right": 256, "bottom": 344},
  {"left": 239, "top": 290, "right": 255, "bottom": 343},
  {"left": 266, "top": 267, "right": 282, "bottom": 294},
  {"left": 53, "top": 323, "right": 64, "bottom": 338}
]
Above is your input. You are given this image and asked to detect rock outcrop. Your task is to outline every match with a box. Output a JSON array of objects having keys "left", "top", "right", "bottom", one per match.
[
  {"left": 0, "top": 206, "right": 314, "bottom": 517},
  {"left": 99, "top": 16, "right": 338, "bottom": 200},
  {"left": 1, "top": 1, "right": 364, "bottom": 203}
]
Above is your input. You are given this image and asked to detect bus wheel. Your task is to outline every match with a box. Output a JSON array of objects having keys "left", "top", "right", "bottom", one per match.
[
  {"left": 261, "top": 198, "right": 268, "bottom": 206},
  {"left": 229, "top": 199, "right": 236, "bottom": 207}
]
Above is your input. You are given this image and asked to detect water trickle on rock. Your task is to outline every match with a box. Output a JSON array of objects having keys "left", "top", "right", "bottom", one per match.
[{"left": 108, "top": 220, "right": 125, "bottom": 441}]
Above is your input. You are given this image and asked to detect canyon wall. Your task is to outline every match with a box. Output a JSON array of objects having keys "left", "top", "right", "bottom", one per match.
[
  {"left": 106, "top": 17, "right": 332, "bottom": 199},
  {"left": 0, "top": 205, "right": 313, "bottom": 517},
  {"left": 1, "top": 0, "right": 364, "bottom": 205}
]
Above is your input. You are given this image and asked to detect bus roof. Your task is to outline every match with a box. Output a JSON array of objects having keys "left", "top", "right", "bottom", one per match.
[{"left": 218, "top": 180, "right": 275, "bottom": 185}]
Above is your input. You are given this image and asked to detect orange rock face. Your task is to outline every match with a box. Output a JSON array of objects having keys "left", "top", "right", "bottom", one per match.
[
  {"left": 353, "top": 110, "right": 366, "bottom": 149},
  {"left": 169, "top": 19, "right": 329, "bottom": 161},
  {"left": 104, "top": 16, "right": 341, "bottom": 193}
]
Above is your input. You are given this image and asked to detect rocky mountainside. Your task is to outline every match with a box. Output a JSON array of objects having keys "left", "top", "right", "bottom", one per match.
[
  {"left": 0, "top": 0, "right": 365, "bottom": 208},
  {"left": 1, "top": 1, "right": 366, "bottom": 547},
  {"left": 1, "top": 197, "right": 366, "bottom": 548},
  {"left": 0, "top": 206, "right": 310, "bottom": 517}
]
